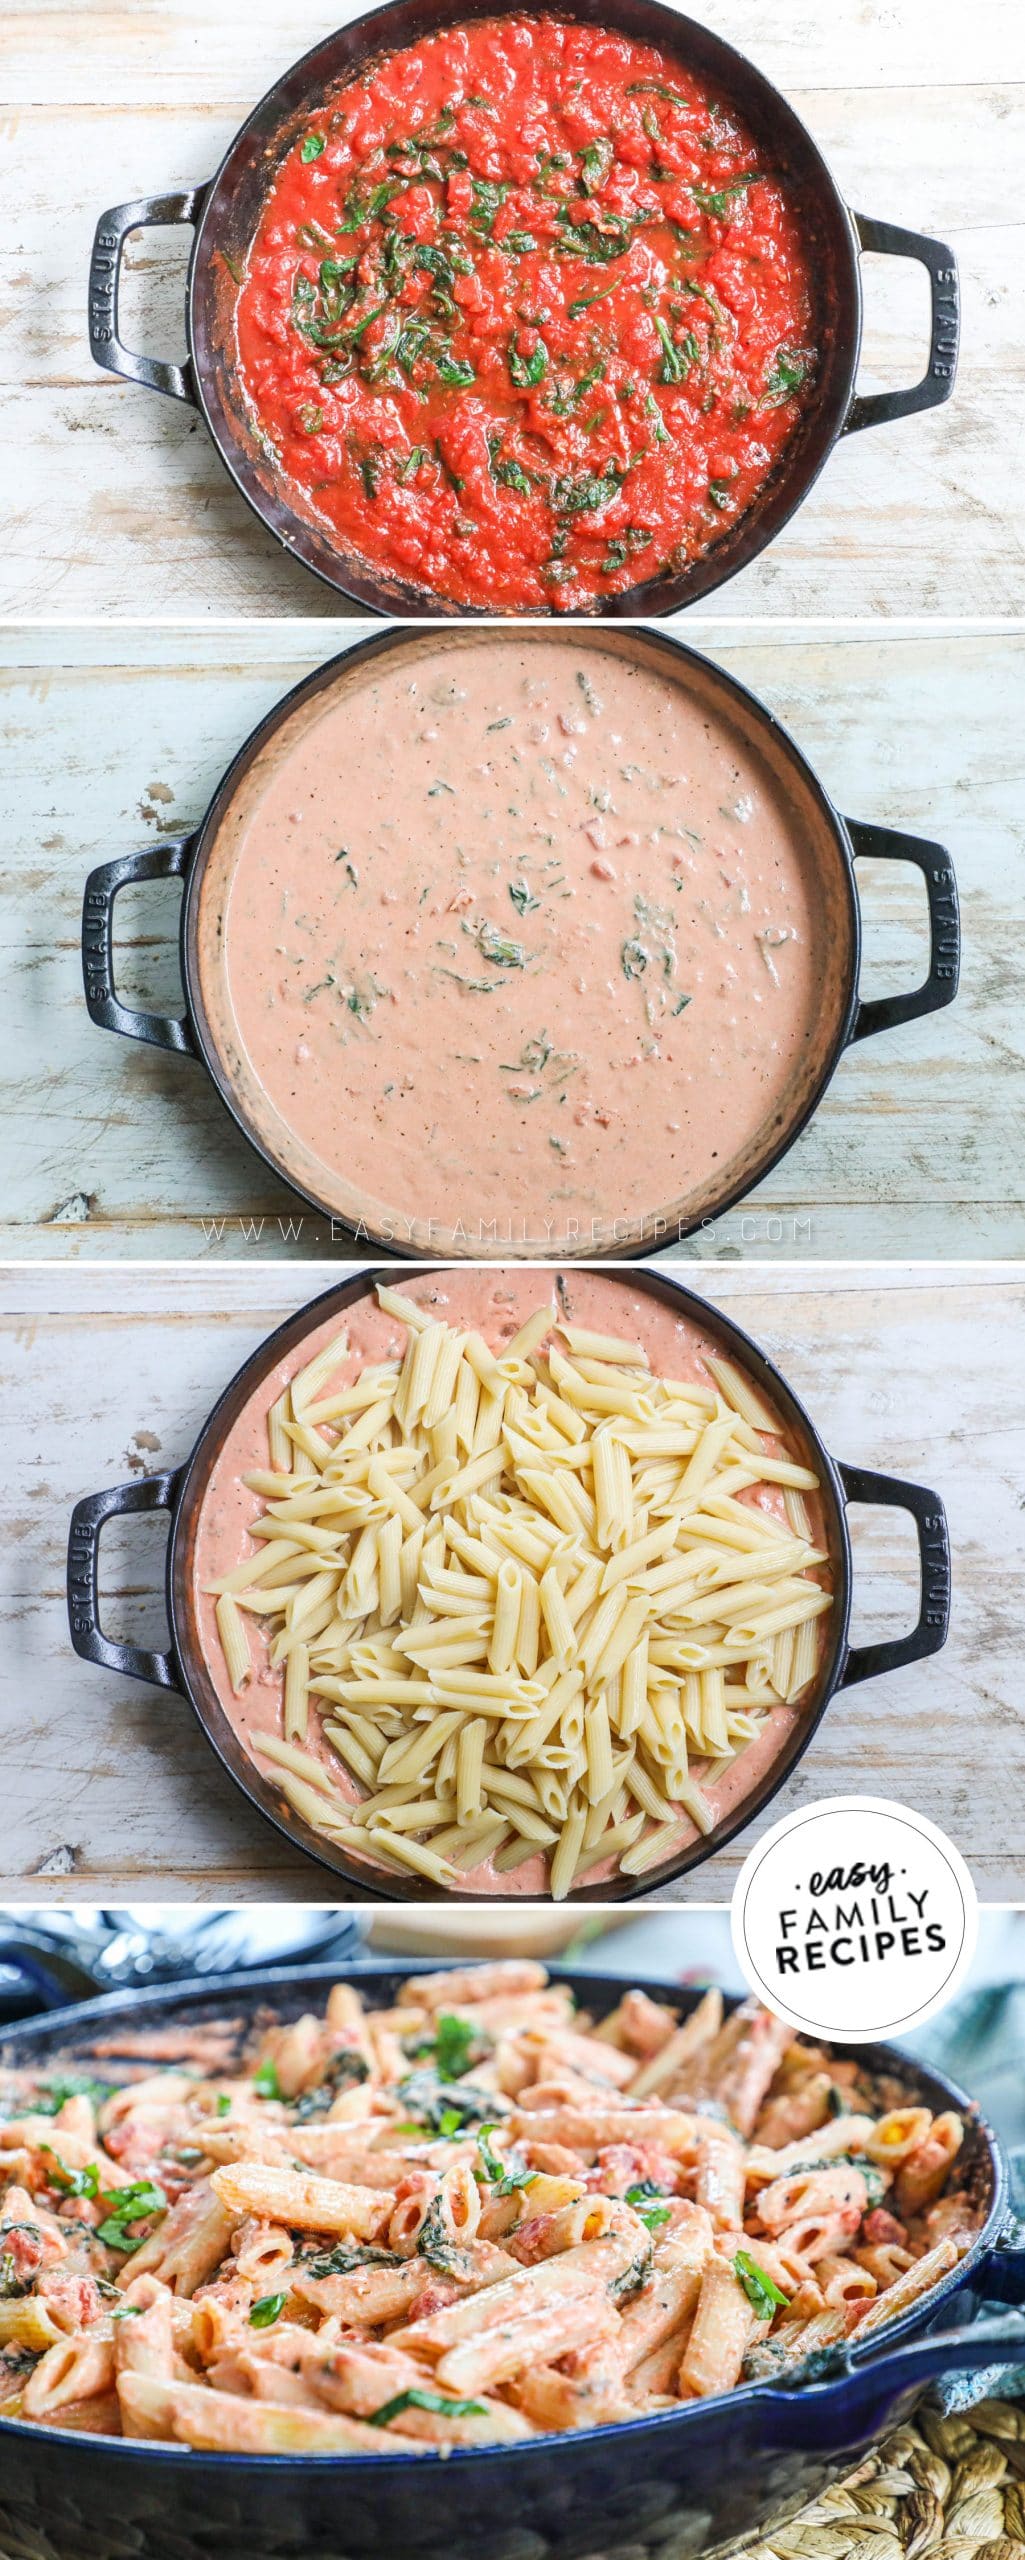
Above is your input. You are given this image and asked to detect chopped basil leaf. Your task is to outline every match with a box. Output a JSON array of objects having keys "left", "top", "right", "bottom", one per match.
[
  {"left": 476, "top": 2123, "right": 537, "bottom": 2197},
  {"left": 300, "top": 2242, "right": 401, "bottom": 2278},
  {"left": 249, "top": 2292, "right": 288, "bottom": 2328},
  {"left": 95, "top": 2224, "right": 156, "bottom": 2254},
  {"left": 627, "top": 78, "right": 689, "bottom": 104},
  {"left": 343, "top": 177, "right": 403, "bottom": 228},
  {"left": 509, "top": 341, "right": 547, "bottom": 389},
  {"left": 434, "top": 350, "right": 476, "bottom": 387},
  {"left": 94, "top": 2180, "right": 168, "bottom": 2255},
  {"left": 601, "top": 525, "right": 654, "bottom": 576},
  {"left": 293, "top": 2051, "right": 370, "bottom": 2122},
  {"left": 346, "top": 301, "right": 390, "bottom": 346},
  {"left": 763, "top": 348, "right": 809, "bottom": 405},
  {"left": 551, "top": 460, "right": 626, "bottom": 516},
  {"left": 489, "top": 435, "right": 536, "bottom": 498},
  {"left": 33, "top": 2075, "right": 113, "bottom": 2117},
  {"left": 609, "top": 2235, "right": 655, "bottom": 2301},
  {"left": 556, "top": 207, "right": 638, "bottom": 264},
  {"left": 41, "top": 2150, "right": 99, "bottom": 2200},
  {"left": 580, "top": 137, "right": 615, "bottom": 195},
  {"left": 368, "top": 2387, "right": 487, "bottom": 2426},
  {"left": 300, "top": 133, "right": 326, "bottom": 162},
  {"left": 569, "top": 280, "right": 619, "bottom": 318},
  {"left": 692, "top": 175, "right": 756, "bottom": 218},
  {"left": 416, "top": 2195, "right": 475, "bottom": 2275},
  {"left": 625, "top": 2181, "right": 672, "bottom": 2231},
  {"left": 783, "top": 2152, "right": 887, "bottom": 2208},
  {"left": 467, "top": 918, "right": 528, "bottom": 969},
  {"left": 653, "top": 316, "right": 689, "bottom": 384},
  {"left": 253, "top": 2060, "right": 282, "bottom": 2101},
  {"left": 495, "top": 458, "right": 534, "bottom": 496},
  {"left": 406, "top": 2015, "right": 482, "bottom": 2082},
  {"left": 469, "top": 178, "right": 511, "bottom": 236},
  {"left": 396, "top": 2070, "right": 505, "bottom": 2133},
  {"left": 411, "top": 241, "right": 462, "bottom": 295},
  {"left": 733, "top": 2249, "right": 790, "bottom": 2319},
  {"left": 644, "top": 389, "right": 670, "bottom": 445}
]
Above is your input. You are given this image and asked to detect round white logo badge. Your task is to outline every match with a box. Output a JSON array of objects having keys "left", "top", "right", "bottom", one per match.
[{"left": 731, "top": 1796, "right": 978, "bottom": 2043}]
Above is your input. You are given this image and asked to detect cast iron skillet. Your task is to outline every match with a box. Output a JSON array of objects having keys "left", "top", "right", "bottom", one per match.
[
  {"left": 0, "top": 1959, "right": 1022, "bottom": 2560},
  {"left": 66, "top": 1264, "right": 952, "bottom": 1900},
  {"left": 86, "top": 0, "right": 960, "bottom": 616},
  {"left": 79, "top": 625, "right": 961, "bottom": 1261}
]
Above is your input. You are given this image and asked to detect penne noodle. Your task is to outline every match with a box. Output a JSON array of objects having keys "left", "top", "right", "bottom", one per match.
[
  {"left": 1, "top": 1962, "right": 978, "bottom": 2457},
  {"left": 204, "top": 1289, "right": 834, "bottom": 1895}
]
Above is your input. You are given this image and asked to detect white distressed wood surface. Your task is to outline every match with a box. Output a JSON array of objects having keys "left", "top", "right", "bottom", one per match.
[
  {"left": 1, "top": 0, "right": 1022, "bottom": 617},
  {"left": 1, "top": 1262, "right": 1022, "bottom": 1903},
  {"left": 2, "top": 621, "right": 1022, "bottom": 1260}
]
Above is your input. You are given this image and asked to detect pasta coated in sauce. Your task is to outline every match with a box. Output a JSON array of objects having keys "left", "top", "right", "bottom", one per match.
[
  {"left": 195, "top": 1275, "right": 834, "bottom": 1895},
  {"left": 0, "top": 1965, "right": 979, "bottom": 2450}
]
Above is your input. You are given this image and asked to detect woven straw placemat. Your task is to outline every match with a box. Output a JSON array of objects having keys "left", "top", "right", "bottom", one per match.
[{"left": 737, "top": 2399, "right": 1025, "bottom": 2560}]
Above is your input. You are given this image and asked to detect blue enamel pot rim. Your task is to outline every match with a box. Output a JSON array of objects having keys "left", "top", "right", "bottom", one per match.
[{"left": 0, "top": 1957, "right": 1007, "bottom": 2473}]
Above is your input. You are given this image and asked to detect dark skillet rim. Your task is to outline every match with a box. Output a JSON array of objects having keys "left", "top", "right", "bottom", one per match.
[
  {"left": 0, "top": 1960, "right": 1004, "bottom": 2465},
  {"left": 180, "top": 0, "right": 864, "bottom": 618},
  {"left": 159, "top": 1260, "right": 856, "bottom": 1900},
  {"left": 176, "top": 620, "right": 862, "bottom": 1262}
]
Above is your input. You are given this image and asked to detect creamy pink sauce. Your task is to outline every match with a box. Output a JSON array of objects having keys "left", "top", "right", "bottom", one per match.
[
  {"left": 208, "top": 637, "right": 833, "bottom": 1253},
  {"left": 192, "top": 1271, "right": 831, "bottom": 1894}
]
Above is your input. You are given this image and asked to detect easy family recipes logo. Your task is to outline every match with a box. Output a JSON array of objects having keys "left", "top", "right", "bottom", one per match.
[
  {"left": 775, "top": 1857, "right": 948, "bottom": 1978},
  {"left": 732, "top": 1799, "right": 978, "bottom": 2042}
]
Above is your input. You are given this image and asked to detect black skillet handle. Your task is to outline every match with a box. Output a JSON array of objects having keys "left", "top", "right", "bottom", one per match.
[
  {"left": 837, "top": 1465, "right": 951, "bottom": 1687},
  {"left": 846, "top": 819, "right": 960, "bottom": 1041},
  {"left": 67, "top": 1475, "right": 183, "bottom": 1691},
  {"left": 89, "top": 189, "right": 208, "bottom": 402},
  {"left": 845, "top": 214, "right": 960, "bottom": 433},
  {"left": 82, "top": 837, "right": 198, "bottom": 1055}
]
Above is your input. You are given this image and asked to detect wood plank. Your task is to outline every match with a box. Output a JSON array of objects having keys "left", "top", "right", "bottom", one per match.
[
  {"left": 7, "top": 0, "right": 1024, "bottom": 104},
  {"left": 1, "top": 1263, "right": 1020, "bottom": 1901},
  {"left": 2, "top": 622, "right": 1022, "bottom": 1259}
]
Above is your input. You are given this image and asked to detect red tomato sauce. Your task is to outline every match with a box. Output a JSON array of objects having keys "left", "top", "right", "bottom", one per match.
[{"left": 234, "top": 17, "right": 818, "bottom": 611}]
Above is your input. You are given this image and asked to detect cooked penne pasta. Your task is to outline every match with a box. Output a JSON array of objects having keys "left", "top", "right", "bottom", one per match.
[
  {"left": 198, "top": 1289, "right": 834, "bottom": 1892},
  {"left": 0, "top": 1968, "right": 978, "bottom": 2454}
]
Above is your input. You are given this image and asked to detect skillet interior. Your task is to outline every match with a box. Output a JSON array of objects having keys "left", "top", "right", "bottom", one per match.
[
  {"left": 185, "top": 626, "right": 856, "bottom": 1258},
  {"left": 163, "top": 1264, "right": 851, "bottom": 1900},
  {"left": 0, "top": 1968, "right": 1001, "bottom": 2560},
  {"left": 186, "top": 0, "right": 856, "bottom": 617},
  {"left": 0, "top": 1961, "right": 1000, "bottom": 2393}
]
